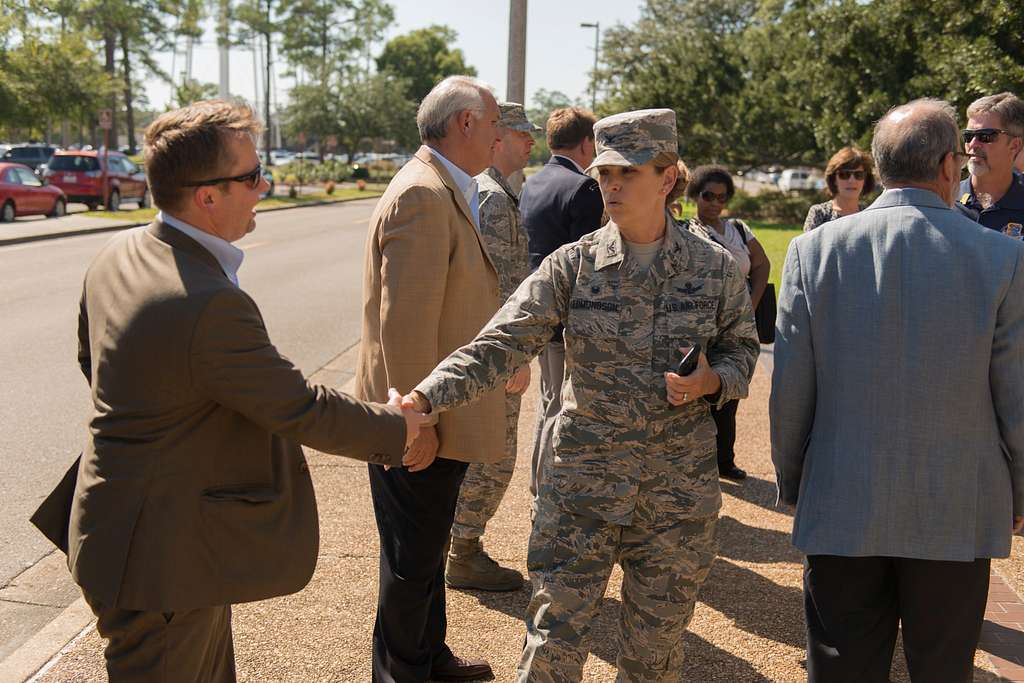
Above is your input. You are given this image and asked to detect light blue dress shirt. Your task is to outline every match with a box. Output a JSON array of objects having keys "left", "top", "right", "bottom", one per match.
[
  {"left": 158, "top": 211, "right": 245, "bottom": 286},
  {"left": 428, "top": 147, "right": 479, "bottom": 228}
]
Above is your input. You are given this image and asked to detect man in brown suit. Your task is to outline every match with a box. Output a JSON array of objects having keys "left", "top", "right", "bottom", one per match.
[
  {"left": 354, "top": 75, "right": 503, "bottom": 682},
  {"left": 30, "top": 100, "right": 425, "bottom": 682}
]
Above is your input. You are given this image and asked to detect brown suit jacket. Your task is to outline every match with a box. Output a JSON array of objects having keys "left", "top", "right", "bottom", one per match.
[
  {"left": 354, "top": 145, "right": 505, "bottom": 462},
  {"left": 31, "top": 221, "right": 406, "bottom": 611}
]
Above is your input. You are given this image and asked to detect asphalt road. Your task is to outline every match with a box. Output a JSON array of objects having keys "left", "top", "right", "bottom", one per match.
[{"left": 0, "top": 199, "right": 378, "bottom": 587}]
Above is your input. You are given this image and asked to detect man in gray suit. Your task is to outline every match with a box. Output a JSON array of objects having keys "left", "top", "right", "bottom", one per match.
[{"left": 771, "top": 98, "right": 1024, "bottom": 683}]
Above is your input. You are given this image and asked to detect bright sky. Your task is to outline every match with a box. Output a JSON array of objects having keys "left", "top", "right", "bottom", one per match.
[{"left": 144, "top": 0, "right": 643, "bottom": 112}]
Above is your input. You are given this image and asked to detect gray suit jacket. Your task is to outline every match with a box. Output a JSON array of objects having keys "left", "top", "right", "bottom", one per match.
[{"left": 771, "top": 188, "right": 1024, "bottom": 561}]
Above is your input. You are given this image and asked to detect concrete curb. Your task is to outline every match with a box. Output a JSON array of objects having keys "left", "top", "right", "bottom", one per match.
[
  {"left": 0, "top": 598, "right": 93, "bottom": 683},
  {"left": 0, "top": 194, "right": 383, "bottom": 248}
]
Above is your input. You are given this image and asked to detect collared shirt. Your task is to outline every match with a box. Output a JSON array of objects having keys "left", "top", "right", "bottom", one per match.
[
  {"left": 552, "top": 154, "right": 586, "bottom": 175},
  {"left": 429, "top": 147, "right": 479, "bottom": 227},
  {"left": 158, "top": 211, "right": 244, "bottom": 286},
  {"left": 956, "top": 171, "right": 1024, "bottom": 238}
]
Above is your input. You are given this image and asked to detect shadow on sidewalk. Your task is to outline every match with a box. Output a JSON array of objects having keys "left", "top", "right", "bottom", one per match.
[
  {"left": 716, "top": 515, "right": 802, "bottom": 565},
  {"left": 720, "top": 475, "right": 790, "bottom": 516}
]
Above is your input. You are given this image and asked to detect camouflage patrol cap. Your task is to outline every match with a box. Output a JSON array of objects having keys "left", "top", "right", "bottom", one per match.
[
  {"left": 586, "top": 108, "right": 678, "bottom": 171},
  {"left": 498, "top": 102, "right": 543, "bottom": 133}
]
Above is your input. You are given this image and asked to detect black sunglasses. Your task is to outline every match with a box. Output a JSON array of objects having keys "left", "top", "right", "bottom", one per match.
[
  {"left": 184, "top": 162, "right": 264, "bottom": 189},
  {"left": 699, "top": 190, "right": 729, "bottom": 203},
  {"left": 836, "top": 169, "right": 865, "bottom": 181},
  {"left": 962, "top": 128, "right": 1013, "bottom": 144}
]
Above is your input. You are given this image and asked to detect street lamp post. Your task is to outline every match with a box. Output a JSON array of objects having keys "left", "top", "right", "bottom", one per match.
[{"left": 580, "top": 21, "right": 599, "bottom": 111}]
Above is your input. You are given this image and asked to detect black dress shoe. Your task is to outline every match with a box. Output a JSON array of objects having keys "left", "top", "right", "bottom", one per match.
[
  {"left": 430, "top": 655, "right": 493, "bottom": 681},
  {"left": 719, "top": 466, "right": 747, "bottom": 481}
]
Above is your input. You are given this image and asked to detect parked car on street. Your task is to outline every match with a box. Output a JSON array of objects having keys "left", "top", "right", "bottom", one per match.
[
  {"left": 42, "top": 150, "right": 149, "bottom": 211},
  {"left": 778, "top": 168, "right": 822, "bottom": 192},
  {"left": 2, "top": 144, "right": 58, "bottom": 173},
  {"left": 0, "top": 162, "right": 67, "bottom": 221}
]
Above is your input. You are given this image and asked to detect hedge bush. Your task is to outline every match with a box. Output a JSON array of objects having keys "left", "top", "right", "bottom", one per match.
[{"left": 728, "top": 189, "right": 826, "bottom": 225}]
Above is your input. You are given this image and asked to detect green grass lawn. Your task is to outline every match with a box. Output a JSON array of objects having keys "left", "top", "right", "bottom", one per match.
[{"left": 84, "top": 185, "right": 386, "bottom": 222}]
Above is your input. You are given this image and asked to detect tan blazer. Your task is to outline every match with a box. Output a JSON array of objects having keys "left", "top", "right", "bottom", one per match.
[
  {"left": 355, "top": 146, "right": 505, "bottom": 462},
  {"left": 31, "top": 221, "right": 406, "bottom": 612}
]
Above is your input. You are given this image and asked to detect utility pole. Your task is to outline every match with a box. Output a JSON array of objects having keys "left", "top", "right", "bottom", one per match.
[
  {"left": 506, "top": 0, "right": 528, "bottom": 192},
  {"left": 580, "top": 21, "right": 599, "bottom": 111},
  {"left": 218, "top": 0, "right": 231, "bottom": 99},
  {"left": 507, "top": 0, "right": 527, "bottom": 104}
]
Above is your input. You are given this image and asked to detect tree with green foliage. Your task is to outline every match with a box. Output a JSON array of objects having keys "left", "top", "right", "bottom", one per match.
[
  {"left": 599, "top": 0, "right": 1024, "bottom": 170},
  {"left": 376, "top": 25, "right": 476, "bottom": 104},
  {"left": 235, "top": 0, "right": 285, "bottom": 161}
]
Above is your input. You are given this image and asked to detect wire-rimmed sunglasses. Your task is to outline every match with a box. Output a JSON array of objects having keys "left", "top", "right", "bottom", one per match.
[{"left": 183, "top": 162, "right": 264, "bottom": 190}]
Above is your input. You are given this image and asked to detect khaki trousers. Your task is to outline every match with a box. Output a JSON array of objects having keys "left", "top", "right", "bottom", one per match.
[{"left": 84, "top": 592, "right": 236, "bottom": 682}]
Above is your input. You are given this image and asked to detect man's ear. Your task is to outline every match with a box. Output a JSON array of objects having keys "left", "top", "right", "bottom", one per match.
[{"left": 192, "top": 186, "right": 215, "bottom": 211}]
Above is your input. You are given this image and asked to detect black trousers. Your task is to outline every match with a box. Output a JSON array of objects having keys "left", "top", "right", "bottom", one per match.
[
  {"left": 368, "top": 457, "right": 469, "bottom": 683},
  {"left": 710, "top": 398, "right": 739, "bottom": 471},
  {"left": 804, "top": 554, "right": 990, "bottom": 683}
]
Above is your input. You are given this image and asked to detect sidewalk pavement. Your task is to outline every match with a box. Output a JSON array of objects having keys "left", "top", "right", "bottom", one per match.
[{"left": 14, "top": 354, "right": 1023, "bottom": 681}]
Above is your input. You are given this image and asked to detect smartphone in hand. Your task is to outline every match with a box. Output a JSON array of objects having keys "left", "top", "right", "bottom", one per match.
[{"left": 676, "top": 343, "right": 702, "bottom": 376}]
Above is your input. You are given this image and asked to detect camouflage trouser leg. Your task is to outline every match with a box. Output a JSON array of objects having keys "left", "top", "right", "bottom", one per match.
[
  {"left": 517, "top": 504, "right": 619, "bottom": 683},
  {"left": 614, "top": 514, "right": 718, "bottom": 682},
  {"left": 451, "top": 391, "right": 522, "bottom": 540},
  {"left": 517, "top": 504, "right": 718, "bottom": 683}
]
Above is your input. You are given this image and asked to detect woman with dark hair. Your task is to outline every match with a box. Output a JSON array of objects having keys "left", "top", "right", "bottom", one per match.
[
  {"left": 803, "top": 146, "right": 876, "bottom": 231},
  {"left": 685, "top": 164, "right": 770, "bottom": 482}
]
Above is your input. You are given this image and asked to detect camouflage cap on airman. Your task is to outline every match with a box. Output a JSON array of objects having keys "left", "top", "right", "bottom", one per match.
[
  {"left": 586, "top": 108, "right": 678, "bottom": 171},
  {"left": 498, "top": 102, "right": 543, "bottom": 133}
]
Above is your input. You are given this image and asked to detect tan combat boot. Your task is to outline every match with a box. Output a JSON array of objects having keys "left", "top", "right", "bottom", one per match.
[{"left": 445, "top": 536, "right": 523, "bottom": 592}]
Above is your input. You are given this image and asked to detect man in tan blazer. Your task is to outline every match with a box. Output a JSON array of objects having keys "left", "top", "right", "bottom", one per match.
[
  {"left": 354, "top": 76, "right": 504, "bottom": 682},
  {"left": 30, "top": 100, "right": 425, "bottom": 683}
]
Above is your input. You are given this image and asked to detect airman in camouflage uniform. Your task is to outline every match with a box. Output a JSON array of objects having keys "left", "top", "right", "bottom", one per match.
[
  {"left": 413, "top": 109, "right": 759, "bottom": 681},
  {"left": 447, "top": 103, "right": 543, "bottom": 592}
]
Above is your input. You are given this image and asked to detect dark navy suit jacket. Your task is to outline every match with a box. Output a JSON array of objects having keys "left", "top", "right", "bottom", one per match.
[{"left": 521, "top": 155, "right": 605, "bottom": 271}]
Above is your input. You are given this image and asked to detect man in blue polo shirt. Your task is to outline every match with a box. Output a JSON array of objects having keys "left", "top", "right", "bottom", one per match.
[{"left": 957, "top": 92, "right": 1024, "bottom": 237}]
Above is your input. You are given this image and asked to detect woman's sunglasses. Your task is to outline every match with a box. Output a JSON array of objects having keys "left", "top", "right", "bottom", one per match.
[
  {"left": 699, "top": 190, "right": 729, "bottom": 203},
  {"left": 836, "top": 169, "right": 865, "bottom": 181}
]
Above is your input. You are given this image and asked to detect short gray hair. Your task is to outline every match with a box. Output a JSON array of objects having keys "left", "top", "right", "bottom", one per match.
[
  {"left": 871, "top": 98, "right": 959, "bottom": 186},
  {"left": 967, "top": 92, "right": 1024, "bottom": 138},
  {"left": 416, "top": 76, "right": 494, "bottom": 143}
]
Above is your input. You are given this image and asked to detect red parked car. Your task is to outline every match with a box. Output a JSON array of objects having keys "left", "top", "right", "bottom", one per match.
[
  {"left": 43, "top": 150, "right": 149, "bottom": 211},
  {"left": 0, "top": 162, "right": 67, "bottom": 222}
]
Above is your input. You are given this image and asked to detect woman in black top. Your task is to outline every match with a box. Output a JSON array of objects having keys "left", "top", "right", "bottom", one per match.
[{"left": 803, "top": 146, "right": 876, "bottom": 231}]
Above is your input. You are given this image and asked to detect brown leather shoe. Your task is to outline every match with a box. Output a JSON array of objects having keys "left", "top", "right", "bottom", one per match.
[{"left": 430, "top": 654, "right": 493, "bottom": 681}]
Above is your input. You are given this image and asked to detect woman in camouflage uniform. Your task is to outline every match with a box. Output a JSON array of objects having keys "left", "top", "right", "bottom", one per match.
[{"left": 407, "top": 109, "right": 759, "bottom": 682}]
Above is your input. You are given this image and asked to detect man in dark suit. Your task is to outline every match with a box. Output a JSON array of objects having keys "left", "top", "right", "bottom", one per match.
[
  {"left": 519, "top": 106, "right": 604, "bottom": 514},
  {"left": 30, "top": 100, "right": 425, "bottom": 683},
  {"left": 772, "top": 98, "right": 1024, "bottom": 682}
]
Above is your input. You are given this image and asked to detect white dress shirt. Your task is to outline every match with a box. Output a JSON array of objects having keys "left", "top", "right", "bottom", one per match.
[
  {"left": 428, "top": 147, "right": 479, "bottom": 228},
  {"left": 158, "top": 211, "right": 244, "bottom": 286}
]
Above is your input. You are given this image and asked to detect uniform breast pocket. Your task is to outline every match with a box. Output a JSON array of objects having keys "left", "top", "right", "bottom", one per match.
[
  {"left": 565, "top": 306, "right": 620, "bottom": 340},
  {"left": 657, "top": 309, "right": 717, "bottom": 374}
]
